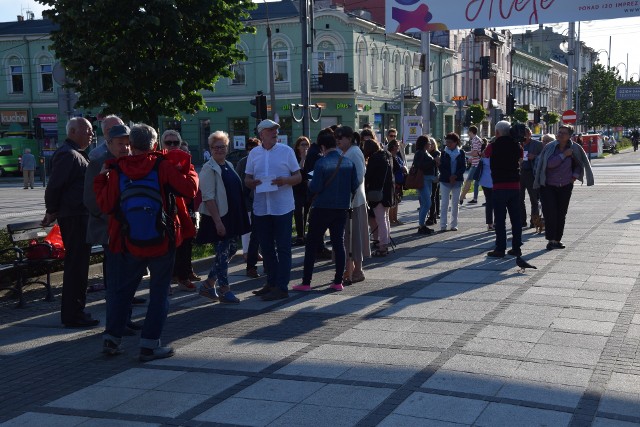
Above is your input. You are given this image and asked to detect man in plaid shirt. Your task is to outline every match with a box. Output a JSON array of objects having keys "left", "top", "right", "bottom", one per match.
[{"left": 460, "top": 125, "right": 483, "bottom": 204}]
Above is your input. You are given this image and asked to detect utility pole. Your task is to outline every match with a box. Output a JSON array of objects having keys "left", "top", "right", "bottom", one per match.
[
  {"left": 300, "top": 0, "right": 310, "bottom": 136},
  {"left": 265, "top": 2, "right": 276, "bottom": 120},
  {"left": 421, "top": 31, "right": 431, "bottom": 135},
  {"left": 566, "top": 22, "right": 575, "bottom": 110}
]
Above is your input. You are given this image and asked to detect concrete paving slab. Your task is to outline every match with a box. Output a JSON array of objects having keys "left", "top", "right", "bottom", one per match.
[
  {"left": 275, "top": 358, "right": 352, "bottom": 379},
  {"left": 392, "top": 392, "right": 488, "bottom": 424},
  {"left": 463, "top": 337, "right": 535, "bottom": 358},
  {"left": 593, "top": 417, "right": 640, "bottom": 427},
  {"left": 551, "top": 318, "right": 616, "bottom": 335},
  {"left": 496, "top": 379, "right": 584, "bottom": 408},
  {"left": 95, "top": 368, "right": 184, "bottom": 389},
  {"left": 337, "top": 361, "right": 422, "bottom": 384},
  {"left": 276, "top": 294, "right": 392, "bottom": 316},
  {"left": 476, "top": 325, "right": 545, "bottom": 343},
  {"left": 46, "top": 385, "right": 147, "bottom": 411},
  {"left": 268, "top": 404, "right": 369, "bottom": 427},
  {"left": 304, "top": 344, "right": 439, "bottom": 367},
  {"left": 559, "top": 307, "right": 620, "bottom": 322},
  {"left": 235, "top": 378, "right": 325, "bottom": 403},
  {"left": 111, "top": 389, "right": 210, "bottom": 418},
  {"left": 527, "top": 343, "right": 603, "bottom": 365},
  {"left": 474, "top": 402, "right": 572, "bottom": 427},
  {"left": 301, "top": 384, "right": 394, "bottom": 409},
  {"left": 0, "top": 413, "right": 89, "bottom": 427},
  {"left": 422, "top": 369, "right": 505, "bottom": 396},
  {"left": 378, "top": 414, "right": 470, "bottom": 427},
  {"left": 193, "top": 397, "right": 294, "bottom": 426},
  {"left": 537, "top": 330, "right": 608, "bottom": 350},
  {"left": 598, "top": 390, "right": 640, "bottom": 419},
  {"left": 155, "top": 371, "right": 247, "bottom": 395},
  {"left": 512, "top": 361, "right": 593, "bottom": 387},
  {"left": 441, "top": 354, "right": 522, "bottom": 377},
  {"left": 0, "top": 326, "right": 93, "bottom": 356}
]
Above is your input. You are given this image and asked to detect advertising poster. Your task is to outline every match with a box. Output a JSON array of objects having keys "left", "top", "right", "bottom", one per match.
[{"left": 403, "top": 116, "right": 423, "bottom": 146}]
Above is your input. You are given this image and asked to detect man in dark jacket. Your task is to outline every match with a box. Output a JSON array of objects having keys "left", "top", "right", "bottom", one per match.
[
  {"left": 519, "top": 127, "right": 543, "bottom": 227},
  {"left": 42, "top": 117, "right": 96, "bottom": 328},
  {"left": 487, "top": 121, "right": 523, "bottom": 257}
]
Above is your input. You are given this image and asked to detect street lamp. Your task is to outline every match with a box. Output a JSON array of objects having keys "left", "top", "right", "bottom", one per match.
[
  {"left": 584, "top": 91, "right": 594, "bottom": 162},
  {"left": 616, "top": 62, "right": 628, "bottom": 81},
  {"left": 596, "top": 49, "right": 610, "bottom": 69}
]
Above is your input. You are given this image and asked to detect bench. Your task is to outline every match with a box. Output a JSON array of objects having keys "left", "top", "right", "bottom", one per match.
[
  {"left": 3, "top": 221, "right": 106, "bottom": 308},
  {"left": 3, "top": 221, "right": 58, "bottom": 308}
]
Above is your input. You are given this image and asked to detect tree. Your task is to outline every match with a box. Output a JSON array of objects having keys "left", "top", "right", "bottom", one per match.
[
  {"left": 546, "top": 111, "right": 560, "bottom": 126},
  {"left": 513, "top": 108, "right": 529, "bottom": 124},
  {"left": 468, "top": 104, "right": 487, "bottom": 125},
  {"left": 40, "top": 0, "right": 255, "bottom": 127},
  {"left": 578, "top": 64, "right": 623, "bottom": 130}
]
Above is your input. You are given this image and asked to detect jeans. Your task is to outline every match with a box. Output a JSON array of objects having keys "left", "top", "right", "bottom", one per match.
[
  {"left": 428, "top": 180, "right": 440, "bottom": 221},
  {"left": 492, "top": 188, "right": 522, "bottom": 252},
  {"left": 520, "top": 169, "right": 539, "bottom": 223},
  {"left": 254, "top": 211, "right": 294, "bottom": 291},
  {"left": 418, "top": 176, "right": 434, "bottom": 226},
  {"left": 539, "top": 184, "right": 573, "bottom": 242},
  {"left": 439, "top": 182, "right": 462, "bottom": 230},
  {"left": 104, "top": 248, "right": 175, "bottom": 348},
  {"left": 482, "top": 187, "right": 494, "bottom": 225},
  {"left": 302, "top": 208, "right": 347, "bottom": 285},
  {"left": 207, "top": 237, "right": 233, "bottom": 287}
]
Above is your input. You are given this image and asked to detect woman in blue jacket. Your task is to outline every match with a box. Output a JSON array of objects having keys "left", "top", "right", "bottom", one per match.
[{"left": 437, "top": 132, "right": 466, "bottom": 232}]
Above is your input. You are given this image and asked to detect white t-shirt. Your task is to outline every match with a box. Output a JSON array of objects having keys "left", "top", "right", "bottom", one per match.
[{"left": 245, "top": 143, "right": 299, "bottom": 216}]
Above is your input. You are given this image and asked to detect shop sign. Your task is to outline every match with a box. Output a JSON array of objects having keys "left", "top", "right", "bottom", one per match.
[
  {"left": 37, "top": 114, "right": 58, "bottom": 123},
  {"left": 403, "top": 116, "right": 423, "bottom": 146},
  {"left": 206, "top": 106, "right": 224, "bottom": 113},
  {"left": 1, "top": 110, "right": 28, "bottom": 124},
  {"left": 356, "top": 104, "right": 372, "bottom": 112},
  {"left": 233, "top": 135, "right": 245, "bottom": 150},
  {"left": 385, "top": 102, "right": 401, "bottom": 111},
  {"left": 336, "top": 103, "right": 352, "bottom": 110}
]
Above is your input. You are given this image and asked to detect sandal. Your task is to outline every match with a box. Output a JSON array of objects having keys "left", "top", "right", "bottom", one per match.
[{"left": 372, "top": 248, "right": 388, "bottom": 257}]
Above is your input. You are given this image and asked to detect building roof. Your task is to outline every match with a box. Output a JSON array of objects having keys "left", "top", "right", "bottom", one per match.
[
  {"left": 0, "top": 19, "right": 57, "bottom": 36},
  {"left": 248, "top": 0, "right": 299, "bottom": 21}
]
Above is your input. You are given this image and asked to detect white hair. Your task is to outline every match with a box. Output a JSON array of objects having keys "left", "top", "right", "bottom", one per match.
[
  {"left": 100, "top": 115, "right": 124, "bottom": 136},
  {"left": 160, "top": 129, "right": 183, "bottom": 148},
  {"left": 208, "top": 130, "right": 229, "bottom": 147},
  {"left": 495, "top": 120, "right": 511, "bottom": 137},
  {"left": 65, "top": 117, "right": 89, "bottom": 135}
]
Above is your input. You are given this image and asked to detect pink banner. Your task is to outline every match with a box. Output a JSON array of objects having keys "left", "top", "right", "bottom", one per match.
[
  {"left": 37, "top": 114, "right": 58, "bottom": 123},
  {"left": 386, "top": 0, "right": 640, "bottom": 33}
]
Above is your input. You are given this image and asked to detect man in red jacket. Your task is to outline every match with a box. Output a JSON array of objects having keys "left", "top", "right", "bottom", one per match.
[{"left": 94, "top": 123, "right": 198, "bottom": 361}]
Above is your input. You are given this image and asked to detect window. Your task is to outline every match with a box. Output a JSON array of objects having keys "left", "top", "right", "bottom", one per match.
[
  {"left": 40, "top": 64, "right": 53, "bottom": 92},
  {"left": 230, "top": 63, "right": 246, "bottom": 85},
  {"left": 358, "top": 41, "right": 367, "bottom": 92},
  {"left": 317, "top": 41, "right": 336, "bottom": 76},
  {"left": 393, "top": 54, "right": 400, "bottom": 89},
  {"left": 273, "top": 42, "right": 289, "bottom": 83},
  {"left": 10, "top": 65, "right": 23, "bottom": 93},
  {"left": 370, "top": 48, "right": 378, "bottom": 88},
  {"left": 382, "top": 51, "right": 389, "bottom": 88}
]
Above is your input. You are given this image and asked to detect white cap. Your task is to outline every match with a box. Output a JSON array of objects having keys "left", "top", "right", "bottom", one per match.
[{"left": 257, "top": 119, "right": 280, "bottom": 134}]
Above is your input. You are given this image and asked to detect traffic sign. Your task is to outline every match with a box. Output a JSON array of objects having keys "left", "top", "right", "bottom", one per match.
[{"left": 562, "top": 109, "right": 577, "bottom": 124}]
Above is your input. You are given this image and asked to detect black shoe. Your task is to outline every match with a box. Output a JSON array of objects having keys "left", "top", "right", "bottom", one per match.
[
  {"left": 252, "top": 284, "right": 273, "bottom": 296},
  {"left": 468, "top": 199, "right": 478, "bottom": 204},
  {"left": 139, "top": 346, "right": 174, "bottom": 362},
  {"left": 103, "top": 339, "right": 124, "bottom": 356},
  {"left": 552, "top": 241, "right": 566, "bottom": 249},
  {"left": 417, "top": 226, "right": 434, "bottom": 235},
  {"left": 459, "top": 199, "right": 464, "bottom": 205},
  {"left": 507, "top": 248, "right": 522, "bottom": 257},
  {"left": 64, "top": 318, "right": 100, "bottom": 328},
  {"left": 123, "top": 327, "right": 137, "bottom": 336},
  {"left": 246, "top": 267, "right": 260, "bottom": 278},
  {"left": 425, "top": 219, "right": 434, "bottom": 226},
  {"left": 261, "top": 288, "right": 289, "bottom": 301},
  {"left": 487, "top": 250, "right": 505, "bottom": 258},
  {"left": 131, "top": 296, "right": 146, "bottom": 305},
  {"left": 546, "top": 242, "right": 555, "bottom": 251}
]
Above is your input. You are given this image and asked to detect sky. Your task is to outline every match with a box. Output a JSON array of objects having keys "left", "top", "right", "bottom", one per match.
[{"left": 1, "top": 1, "right": 639, "bottom": 80}]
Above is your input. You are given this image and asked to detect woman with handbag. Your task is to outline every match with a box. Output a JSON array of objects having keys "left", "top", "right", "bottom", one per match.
[
  {"left": 196, "top": 131, "right": 250, "bottom": 303},
  {"left": 413, "top": 135, "right": 436, "bottom": 235},
  {"left": 363, "top": 138, "right": 395, "bottom": 257},
  {"left": 426, "top": 138, "right": 441, "bottom": 226}
]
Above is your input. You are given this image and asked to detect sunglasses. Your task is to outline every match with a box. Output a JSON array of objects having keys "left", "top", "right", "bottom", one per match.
[
  {"left": 211, "top": 145, "right": 227, "bottom": 151},
  {"left": 164, "top": 140, "right": 180, "bottom": 146}
]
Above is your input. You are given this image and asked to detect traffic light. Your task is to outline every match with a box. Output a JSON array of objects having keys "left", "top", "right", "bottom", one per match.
[
  {"left": 33, "top": 117, "right": 44, "bottom": 139},
  {"left": 534, "top": 109, "right": 541, "bottom": 124},
  {"left": 250, "top": 93, "right": 268, "bottom": 120},
  {"left": 463, "top": 109, "right": 471, "bottom": 127},
  {"left": 480, "top": 56, "right": 490, "bottom": 80},
  {"left": 506, "top": 90, "right": 516, "bottom": 115},
  {"left": 543, "top": 113, "right": 550, "bottom": 122}
]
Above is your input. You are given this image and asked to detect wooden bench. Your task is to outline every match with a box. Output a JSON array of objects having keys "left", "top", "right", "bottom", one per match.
[{"left": 2, "top": 221, "right": 105, "bottom": 308}]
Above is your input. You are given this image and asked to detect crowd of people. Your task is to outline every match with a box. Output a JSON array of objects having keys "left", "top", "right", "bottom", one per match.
[{"left": 41, "top": 115, "right": 594, "bottom": 361}]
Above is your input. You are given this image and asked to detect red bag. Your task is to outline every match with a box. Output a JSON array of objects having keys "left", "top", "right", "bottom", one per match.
[{"left": 25, "top": 224, "right": 65, "bottom": 260}]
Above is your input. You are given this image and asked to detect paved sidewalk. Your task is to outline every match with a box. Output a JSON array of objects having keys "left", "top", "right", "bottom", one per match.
[{"left": 1, "top": 150, "right": 640, "bottom": 426}]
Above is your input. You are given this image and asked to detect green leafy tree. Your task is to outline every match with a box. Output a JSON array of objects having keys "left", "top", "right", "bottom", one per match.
[
  {"left": 39, "top": 0, "right": 255, "bottom": 127},
  {"left": 578, "top": 64, "right": 624, "bottom": 130},
  {"left": 546, "top": 111, "right": 560, "bottom": 125},
  {"left": 468, "top": 104, "right": 487, "bottom": 124},
  {"left": 513, "top": 108, "right": 529, "bottom": 123}
]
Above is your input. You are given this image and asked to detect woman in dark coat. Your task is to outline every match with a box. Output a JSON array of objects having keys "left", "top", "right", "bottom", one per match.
[{"left": 363, "top": 138, "right": 395, "bottom": 256}]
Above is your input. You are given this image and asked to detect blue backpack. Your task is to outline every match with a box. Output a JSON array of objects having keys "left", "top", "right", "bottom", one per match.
[{"left": 116, "top": 158, "right": 175, "bottom": 248}]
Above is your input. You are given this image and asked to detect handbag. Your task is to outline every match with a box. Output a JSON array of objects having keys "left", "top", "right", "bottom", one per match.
[
  {"left": 25, "top": 224, "right": 65, "bottom": 260},
  {"left": 404, "top": 165, "right": 424, "bottom": 190},
  {"left": 366, "top": 158, "right": 389, "bottom": 203}
]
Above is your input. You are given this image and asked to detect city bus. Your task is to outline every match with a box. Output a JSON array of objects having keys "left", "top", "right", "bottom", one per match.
[{"left": 0, "top": 131, "right": 39, "bottom": 177}]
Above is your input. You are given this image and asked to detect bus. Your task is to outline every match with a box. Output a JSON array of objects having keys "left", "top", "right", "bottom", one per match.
[{"left": 0, "top": 131, "right": 39, "bottom": 177}]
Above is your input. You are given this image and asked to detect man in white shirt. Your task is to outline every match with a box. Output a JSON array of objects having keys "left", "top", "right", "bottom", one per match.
[{"left": 245, "top": 119, "right": 302, "bottom": 300}]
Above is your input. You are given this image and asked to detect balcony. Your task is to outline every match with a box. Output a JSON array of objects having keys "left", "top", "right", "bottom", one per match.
[{"left": 310, "top": 73, "right": 354, "bottom": 92}]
